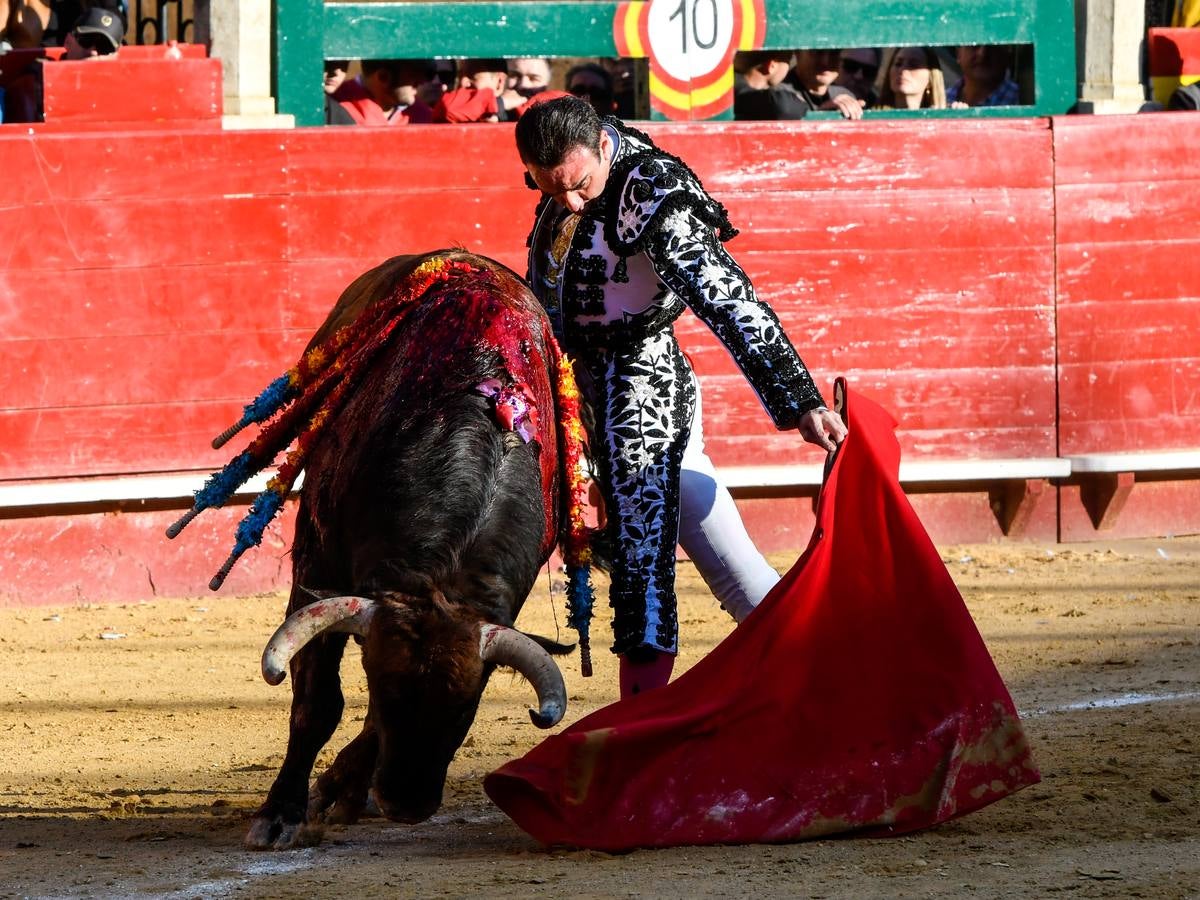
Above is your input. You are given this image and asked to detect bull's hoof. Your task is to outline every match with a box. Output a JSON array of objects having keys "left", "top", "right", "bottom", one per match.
[
  {"left": 309, "top": 795, "right": 362, "bottom": 827},
  {"left": 244, "top": 815, "right": 325, "bottom": 850},
  {"left": 307, "top": 778, "right": 370, "bottom": 826}
]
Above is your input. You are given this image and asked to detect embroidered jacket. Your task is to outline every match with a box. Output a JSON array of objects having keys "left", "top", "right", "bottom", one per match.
[{"left": 526, "top": 118, "right": 824, "bottom": 430}]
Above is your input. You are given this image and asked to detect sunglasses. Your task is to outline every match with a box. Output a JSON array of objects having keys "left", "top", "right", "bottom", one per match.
[
  {"left": 840, "top": 58, "right": 879, "bottom": 79},
  {"left": 76, "top": 32, "right": 117, "bottom": 54},
  {"left": 569, "top": 85, "right": 608, "bottom": 98}
]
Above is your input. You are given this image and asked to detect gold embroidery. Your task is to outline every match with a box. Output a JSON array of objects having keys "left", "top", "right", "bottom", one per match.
[{"left": 542, "top": 212, "right": 581, "bottom": 291}]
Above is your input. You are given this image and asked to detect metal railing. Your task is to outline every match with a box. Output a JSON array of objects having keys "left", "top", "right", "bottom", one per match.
[{"left": 132, "top": 0, "right": 195, "bottom": 45}]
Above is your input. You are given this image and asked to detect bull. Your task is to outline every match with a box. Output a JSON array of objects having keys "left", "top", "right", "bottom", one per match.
[{"left": 170, "top": 251, "right": 577, "bottom": 850}]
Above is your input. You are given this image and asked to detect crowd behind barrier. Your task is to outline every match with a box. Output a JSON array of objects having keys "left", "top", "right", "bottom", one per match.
[
  {"left": 306, "top": 35, "right": 1197, "bottom": 129},
  {"left": 5, "top": 1, "right": 1199, "bottom": 126},
  {"left": 2, "top": 2, "right": 1198, "bottom": 125},
  {"left": 307, "top": 45, "right": 1037, "bottom": 128}
]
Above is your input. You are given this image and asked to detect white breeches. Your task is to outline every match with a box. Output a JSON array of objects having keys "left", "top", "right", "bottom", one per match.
[{"left": 678, "top": 383, "right": 781, "bottom": 623}]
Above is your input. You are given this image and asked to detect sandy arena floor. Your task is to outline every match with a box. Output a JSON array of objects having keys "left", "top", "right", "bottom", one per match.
[{"left": 0, "top": 537, "right": 1197, "bottom": 898}]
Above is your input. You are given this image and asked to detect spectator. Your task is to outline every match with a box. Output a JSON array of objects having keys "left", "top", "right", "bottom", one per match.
[
  {"left": 508, "top": 57, "right": 551, "bottom": 100},
  {"left": 732, "top": 50, "right": 807, "bottom": 120},
  {"left": 322, "top": 59, "right": 356, "bottom": 126},
  {"left": 420, "top": 59, "right": 453, "bottom": 108},
  {"left": 566, "top": 61, "right": 617, "bottom": 115},
  {"left": 3, "top": 4, "right": 122, "bottom": 121},
  {"left": 62, "top": 3, "right": 120, "bottom": 57},
  {"left": 1168, "top": 82, "right": 1200, "bottom": 109},
  {"left": 877, "top": 47, "right": 947, "bottom": 109},
  {"left": 601, "top": 56, "right": 639, "bottom": 118},
  {"left": 323, "top": 58, "right": 349, "bottom": 96},
  {"left": 786, "top": 49, "right": 864, "bottom": 118},
  {"left": 434, "top": 57, "right": 517, "bottom": 122},
  {"left": 835, "top": 48, "right": 881, "bottom": 108},
  {"left": 361, "top": 58, "right": 435, "bottom": 125},
  {"left": 2, "top": 0, "right": 52, "bottom": 48},
  {"left": 331, "top": 60, "right": 389, "bottom": 125},
  {"left": 389, "top": 59, "right": 437, "bottom": 124},
  {"left": 41, "top": 0, "right": 125, "bottom": 48},
  {"left": 947, "top": 45, "right": 1020, "bottom": 107}
]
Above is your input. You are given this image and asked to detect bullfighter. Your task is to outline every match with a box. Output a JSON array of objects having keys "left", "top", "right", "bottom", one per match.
[{"left": 515, "top": 96, "right": 847, "bottom": 698}]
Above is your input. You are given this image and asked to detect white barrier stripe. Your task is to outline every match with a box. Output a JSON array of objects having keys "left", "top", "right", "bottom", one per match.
[
  {"left": 1067, "top": 450, "right": 1200, "bottom": 473},
  {"left": 720, "top": 457, "right": 1071, "bottom": 489},
  {"left": 0, "top": 471, "right": 305, "bottom": 509},
  {"left": 7, "top": 446, "right": 1200, "bottom": 508}
]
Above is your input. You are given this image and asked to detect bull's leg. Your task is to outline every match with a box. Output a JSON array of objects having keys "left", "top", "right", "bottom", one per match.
[
  {"left": 245, "top": 631, "right": 349, "bottom": 850},
  {"left": 307, "top": 717, "right": 378, "bottom": 826}
]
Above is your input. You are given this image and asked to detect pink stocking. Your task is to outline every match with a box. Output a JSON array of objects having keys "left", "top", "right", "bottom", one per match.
[{"left": 619, "top": 651, "right": 676, "bottom": 699}]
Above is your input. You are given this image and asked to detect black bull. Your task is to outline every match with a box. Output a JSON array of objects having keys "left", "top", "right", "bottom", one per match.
[{"left": 233, "top": 252, "right": 574, "bottom": 850}]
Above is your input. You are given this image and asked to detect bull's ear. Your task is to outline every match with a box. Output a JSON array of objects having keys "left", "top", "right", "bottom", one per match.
[{"left": 521, "top": 632, "right": 576, "bottom": 656}]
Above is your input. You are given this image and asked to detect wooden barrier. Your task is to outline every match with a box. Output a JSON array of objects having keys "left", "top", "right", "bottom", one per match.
[
  {"left": 668, "top": 119, "right": 1057, "bottom": 469},
  {"left": 42, "top": 57, "right": 222, "bottom": 129},
  {"left": 0, "top": 113, "right": 1197, "bottom": 604},
  {"left": 2, "top": 47, "right": 220, "bottom": 130},
  {"left": 1052, "top": 112, "right": 1200, "bottom": 540},
  {"left": 0, "top": 43, "right": 206, "bottom": 82}
]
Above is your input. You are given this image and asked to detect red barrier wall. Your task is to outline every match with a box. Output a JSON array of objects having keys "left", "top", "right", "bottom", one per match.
[
  {"left": 674, "top": 120, "right": 1057, "bottom": 467},
  {"left": 0, "top": 115, "right": 1196, "bottom": 605},
  {"left": 41, "top": 58, "right": 222, "bottom": 129},
  {"left": 1052, "top": 113, "right": 1200, "bottom": 539},
  {"left": 2, "top": 49, "right": 220, "bottom": 131}
]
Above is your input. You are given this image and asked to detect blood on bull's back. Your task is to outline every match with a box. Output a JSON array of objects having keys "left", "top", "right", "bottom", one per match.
[{"left": 296, "top": 251, "right": 563, "bottom": 615}]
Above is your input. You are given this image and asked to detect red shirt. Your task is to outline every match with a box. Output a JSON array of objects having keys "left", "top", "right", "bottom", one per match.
[
  {"left": 388, "top": 100, "right": 434, "bottom": 125},
  {"left": 331, "top": 80, "right": 389, "bottom": 126},
  {"left": 432, "top": 87, "right": 499, "bottom": 123}
]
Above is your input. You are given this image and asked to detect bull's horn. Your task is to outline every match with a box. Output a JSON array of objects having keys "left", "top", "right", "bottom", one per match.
[
  {"left": 479, "top": 623, "right": 567, "bottom": 729},
  {"left": 261, "top": 595, "right": 377, "bottom": 686}
]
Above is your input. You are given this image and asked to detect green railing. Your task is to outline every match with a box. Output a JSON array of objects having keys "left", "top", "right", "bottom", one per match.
[{"left": 276, "top": 0, "right": 1077, "bottom": 126}]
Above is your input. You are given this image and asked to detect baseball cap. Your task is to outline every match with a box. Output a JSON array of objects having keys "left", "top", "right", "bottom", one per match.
[{"left": 74, "top": 7, "right": 125, "bottom": 54}]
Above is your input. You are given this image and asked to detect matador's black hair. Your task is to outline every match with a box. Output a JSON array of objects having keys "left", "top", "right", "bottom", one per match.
[{"left": 514, "top": 95, "right": 602, "bottom": 169}]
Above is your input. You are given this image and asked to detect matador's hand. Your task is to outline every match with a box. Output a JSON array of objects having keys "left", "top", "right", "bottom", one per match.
[{"left": 798, "top": 407, "right": 847, "bottom": 453}]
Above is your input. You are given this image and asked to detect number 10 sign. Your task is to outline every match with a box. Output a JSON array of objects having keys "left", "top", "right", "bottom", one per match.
[{"left": 614, "top": 0, "right": 767, "bottom": 119}]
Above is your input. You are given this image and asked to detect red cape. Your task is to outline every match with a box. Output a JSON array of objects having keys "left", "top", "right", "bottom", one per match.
[{"left": 485, "top": 381, "right": 1039, "bottom": 850}]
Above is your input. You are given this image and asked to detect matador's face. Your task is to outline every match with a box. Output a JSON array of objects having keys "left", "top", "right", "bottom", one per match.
[{"left": 526, "top": 129, "right": 614, "bottom": 214}]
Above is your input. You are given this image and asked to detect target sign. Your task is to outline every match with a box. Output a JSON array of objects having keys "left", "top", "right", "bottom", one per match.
[{"left": 615, "top": 0, "right": 766, "bottom": 119}]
